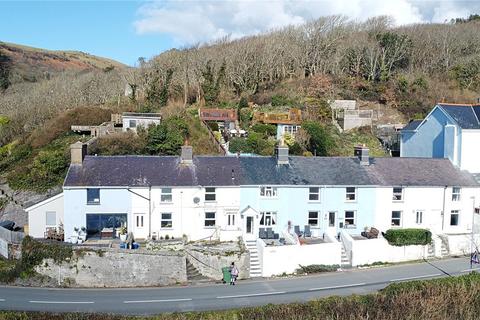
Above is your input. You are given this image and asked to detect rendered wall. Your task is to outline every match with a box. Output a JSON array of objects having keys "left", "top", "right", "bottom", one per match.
[
  {"left": 27, "top": 194, "right": 64, "bottom": 239},
  {"left": 460, "top": 130, "right": 480, "bottom": 173}
]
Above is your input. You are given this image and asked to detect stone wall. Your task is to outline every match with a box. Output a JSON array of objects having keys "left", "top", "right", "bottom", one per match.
[
  {"left": 185, "top": 243, "right": 249, "bottom": 280},
  {"left": 35, "top": 248, "right": 187, "bottom": 287}
]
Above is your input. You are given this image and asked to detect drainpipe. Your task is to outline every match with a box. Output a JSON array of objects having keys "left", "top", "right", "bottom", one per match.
[
  {"left": 442, "top": 186, "right": 447, "bottom": 232},
  {"left": 149, "top": 185, "right": 152, "bottom": 238},
  {"left": 471, "top": 196, "right": 476, "bottom": 269}
]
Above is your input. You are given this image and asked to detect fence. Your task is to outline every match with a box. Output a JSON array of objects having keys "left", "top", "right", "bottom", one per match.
[
  {"left": 200, "top": 120, "right": 227, "bottom": 155},
  {"left": 0, "top": 225, "right": 24, "bottom": 244}
]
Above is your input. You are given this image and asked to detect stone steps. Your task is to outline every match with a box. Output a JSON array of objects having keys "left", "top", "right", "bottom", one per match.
[
  {"left": 245, "top": 240, "right": 262, "bottom": 278},
  {"left": 341, "top": 244, "right": 351, "bottom": 266},
  {"left": 186, "top": 259, "right": 209, "bottom": 282}
]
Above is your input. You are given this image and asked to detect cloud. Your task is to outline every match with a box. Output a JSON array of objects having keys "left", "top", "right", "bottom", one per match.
[{"left": 133, "top": 0, "right": 480, "bottom": 44}]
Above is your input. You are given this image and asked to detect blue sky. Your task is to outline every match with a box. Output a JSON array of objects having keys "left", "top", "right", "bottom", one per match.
[
  {"left": 1, "top": 1, "right": 479, "bottom": 66},
  {"left": 0, "top": 1, "right": 174, "bottom": 66}
]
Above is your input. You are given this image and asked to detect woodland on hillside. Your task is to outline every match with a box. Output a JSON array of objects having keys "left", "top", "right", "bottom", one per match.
[{"left": 129, "top": 15, "right": 480, "bottom": 114}]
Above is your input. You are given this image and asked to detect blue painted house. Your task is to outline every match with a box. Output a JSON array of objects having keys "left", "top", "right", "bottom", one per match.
[{"left": 401, "top": 103, "right": 480, "bottom": 173}]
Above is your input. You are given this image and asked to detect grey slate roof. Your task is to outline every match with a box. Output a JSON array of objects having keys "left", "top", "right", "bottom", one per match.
[
  {"left": 438, "top": 104, "right": 480, "bottom": 129},
  {"left": 402, "top": 120, "right": 422, "bottom": 131},
  {"left": 64, "top": 155, "right": 479, "bottom": 188}
]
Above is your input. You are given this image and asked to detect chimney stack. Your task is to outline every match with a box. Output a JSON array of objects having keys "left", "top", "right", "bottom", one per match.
[
  {"left": 277, "top": 145, "right": 289, "bottom": 165},
  {"left": 354, "top": 144, "right": 369, "bottom": 166},
  {"left": 70, "top": 142, "right": 87, "bottom": 165},
  {"left": 181, "top": 145, "right": 193, "bottom": 164}
]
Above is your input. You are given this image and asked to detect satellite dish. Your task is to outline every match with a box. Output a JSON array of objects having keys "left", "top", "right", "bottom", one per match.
[{"left": 193, "top": 197, "right": 200, "bottom": 204}]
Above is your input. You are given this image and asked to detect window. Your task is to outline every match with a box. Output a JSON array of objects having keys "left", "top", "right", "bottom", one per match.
[
  {"left": 129, "top": 119, "right": 136, "bottom": 128},
  {"left": 136, "top": 214, "right": 144, "bottom": 228},
  {"left": 87, "top": 188, "right": 100, "bottom": 204},
  {"left": 260, "top": 212, "right": 277, "bottom": 226},
  {"left": 344, "top": 211, "right": 356, "bottom": 227},
  {"left": 452, "top": 187, "right": 461, "bottom": 201},
  {"left": 284, "top": 125, "right": 300, "bottom": 135},
  {"left": 346, "top": 187, "right": 356, "bottom": 201},
  {"left": 227, "top": 214, "right": 236, "bottom": 226},
  {"left": 309, "top": 187, "right": 320, "bottom": 201},
  {"left": 205, "top": 187, "right": 216, "bottom": 201},
  {"left": 160, "top": 188, "right": 172, "bottom": 203},
  {"left": 328, "top": 211, "right": 336, "bottom": 227},
  {"left": 392, "top": 187, "right": 403, "bottom": 201},
  {"left": 416, "top": 211, "right": 423, "bottom": 224},
  {"left": 205, "top": 212, "right": 216, "bottom": 227},
  {"left": 159, "top": 213, "right": 172, "bottom": 228},
  {"left": 308, "top": 211, "right": 319, "bottom": 227},
  {"left": 450, "top": 210, "right": 460, "bottom": 226},
  {"left": 45, "top": 211, "right": 56, "bottom": 227},
  {"left": 260, "top": 186, "right": 278, "bottom": 197},
  {"left": 391, "top": 211, "right": 402, "bottom": 226}
]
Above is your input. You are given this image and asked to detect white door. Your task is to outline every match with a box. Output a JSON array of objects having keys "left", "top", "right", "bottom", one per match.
[
  {"left": 327, "top": 211, "right": 337, "bottom": 234},
  {"left": 244, "top": 215, "right": 255, "bottom": 240}
]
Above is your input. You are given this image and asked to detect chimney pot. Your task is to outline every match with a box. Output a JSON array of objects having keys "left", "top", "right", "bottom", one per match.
[
  {"left": 181, "top": 145, "right": 193, "bottom": 164},
  {"left": 277, "top": 146, "right": 289, "bottom": 165},
  {"left": 354, "top": 145, "right": 369, "bottom": 165},
  {"left": 71, "top": 142, "right": 87, "bottom": 165}
]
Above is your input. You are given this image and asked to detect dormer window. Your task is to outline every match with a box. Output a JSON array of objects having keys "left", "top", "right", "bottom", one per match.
[{"left": 392, "top": 187, "right": 403, "bottom": 201}]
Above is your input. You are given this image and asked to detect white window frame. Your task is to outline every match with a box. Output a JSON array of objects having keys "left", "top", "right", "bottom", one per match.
[
  {"left": 160, "top": 213, "right": 173, "bottom": 229},
  {"left": 392, "top": 187, "right": 403, "bottom": 201},
  {"left": 345, "top": 187, "right": 356, "bottom": 201},
  {"left": 309, "top": 187, "right": 320, "bottom": 201},
  {"left": 204, "top": 212, "right": 216, "bottom": 228},
  {"left": 452, "top": 187, "right": 461, "bottom": 201},
  {"left": 129, "top": 119, "right": 137, "bottom": 128},
  {"left": 227, "top": 213, "right": 236, "bottom": 226},
  {"left": 135, "top": 214, "right": 145, "bottom": 228},
  {"left": 87, "top": 188, "right": 100, "bottom": 205},
  {"left": 450, "top": 210, "right": 460, "bottom": 226},
  {"left": 260, "top": 186, "right": 278, "bottom": 198},
  {"left": 308, "top": 211, "right": 319, "bottom": 227},
  {"left": 283, "top": 125, "right": 300, "bottom": 135},
  {"left": 391, "top": 211, "right": 402, "bottom": 227},
  {"left": 205, "top": 187, "right": 216, "bottom": 202},
  {"left": 415, "top": 210, "right": 423, "bottom": 225},
  {"left": 344, "top": 210, "right": 356, "bottom": 227},
  {"left": 260, "top": 211, "right": 277, "bottom": 226},
  {"left": 45, "top": 211, "right": 56, "bottom": 227},
  {"left": 160, "top": 188, "right": 173, "bottom": 203}
]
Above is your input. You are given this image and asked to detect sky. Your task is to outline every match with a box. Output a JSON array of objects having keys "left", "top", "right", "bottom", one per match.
[{"left": 0, "top": 0, "right": 479, "bottom": 66}]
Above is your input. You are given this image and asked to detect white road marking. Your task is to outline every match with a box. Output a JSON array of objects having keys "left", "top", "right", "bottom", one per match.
[
  {"left": 123, "top": 298, "right": 192, "bottom": 304},
  {"left": 0, "top": 299, "right": 5, "bottom": 302},
  {"left": 217, "top": 291, "right": 286, "bottom": 299},
  {"left": 461, "top": 268, "right": 480, "bottom": 273},
  {"left": 29, "top": 300, "right": 94, "bottom": 304},
  {"left": 308, "top": 283, "right": 366, "bottom": 291},
  {"left": 390, "top": 273, "right": 441, "bottom": 282}
]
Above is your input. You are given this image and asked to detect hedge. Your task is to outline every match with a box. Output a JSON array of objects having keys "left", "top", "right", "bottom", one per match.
[{"left": 384, "top": 228, "right": 432, "bottom": 246}]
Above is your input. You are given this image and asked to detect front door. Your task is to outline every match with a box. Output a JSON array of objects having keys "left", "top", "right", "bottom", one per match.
[
  {"left": 244, "top": 216, "right": 255, "bottom": 240},
  {"left": 327, "top": 211, "right": 337, "bottom": 233}
]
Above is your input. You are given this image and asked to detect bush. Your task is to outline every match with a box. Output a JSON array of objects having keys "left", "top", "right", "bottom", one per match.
[
  {"left": 250, "top": 123, "right": 276, "bottom": 137},
  {"left": 301, "top": 121, "right": 334, "bottom": 156},
  {"left": 146, "top": 116, "right": 189, "bottom": 155},
  {"left": 90, "top": 132, "right": 147, "bottom": 155},
  {"left": 271, "top": 94, "right": 297, "bottom": 107},
  {"left": 384, "top": 228, "right": 432, "bottom": 246},
  {"left": 297, "top": 264, "right": 340, "bottom": 274}
]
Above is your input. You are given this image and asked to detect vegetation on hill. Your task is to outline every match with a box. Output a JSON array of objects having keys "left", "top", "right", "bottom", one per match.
[{"left": 1, "top": 272, "right": 480, "bottom": 319}]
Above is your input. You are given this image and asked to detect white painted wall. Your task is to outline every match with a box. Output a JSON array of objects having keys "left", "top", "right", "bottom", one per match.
[
  {"left": 460, "top": 130, "right": 480, "bottom": 173},
  {"left": 122, "top": 117, "right": 160, "bottom": 132},
  {"left": 372, "top": 187, "right": 477, "bottom": 235},
  {"left": 26, "top": 193, "right": 64, "bottom": 238},
  {"left": 259, "top": 241, "right": 341, "bottom": 277},
  {"left": 131, "top": 186, "right": 241, "bottom": 241}
]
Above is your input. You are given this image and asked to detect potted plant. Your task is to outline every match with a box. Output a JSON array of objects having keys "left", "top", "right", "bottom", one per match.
[
  {"left": 71, "top": 227, "right": 79, "bottom": 244},
  {"left": 119, "top": 226, "right": 127, "bottom": 242}
]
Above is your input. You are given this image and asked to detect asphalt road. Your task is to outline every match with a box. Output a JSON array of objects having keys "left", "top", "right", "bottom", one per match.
[{"left": 0, "top": 257, "right": 478, "bottom": 315}]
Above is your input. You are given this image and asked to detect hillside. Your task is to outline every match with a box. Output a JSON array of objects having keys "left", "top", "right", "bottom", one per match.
[{"left": 0, "top": 41, "right": 126, "bottom": 84}]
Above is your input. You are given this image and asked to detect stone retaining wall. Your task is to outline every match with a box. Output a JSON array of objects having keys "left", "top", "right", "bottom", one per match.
[{"left": 35, "top": 248, "right": 187, "bottom": 287}]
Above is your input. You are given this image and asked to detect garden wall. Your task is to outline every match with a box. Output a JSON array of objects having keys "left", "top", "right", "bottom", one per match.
[
  {"left": 258, "top": 240, "right": 341, "bottom": 277},
  {"left": 35, "top": 248, "right": 187, "bottom": 287}
]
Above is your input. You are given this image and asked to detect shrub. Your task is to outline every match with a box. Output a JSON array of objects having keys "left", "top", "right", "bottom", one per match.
[
  {"left": 90, "top": 132, "right": 147, "bottom": 155},
  {"left": 250, "top": 123, "right": 276, "bottom": 138},
  {"left": 146, "top": 116, "right": 189, "bottom": 155},
  {"left": 384, "top": 228, "right": 432, "bottom": 246},
  {"left": 301, "top": 121, "right": 334, "bottom": 156},
  {"left": 297, "top": 264, "right": 340, "bottom": 274},
  {"left": 238, "top": 97, "right": 249, "bottom": 109},
  {"left": 271, "top": 94, "right": 297, "bottom": 107}
]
